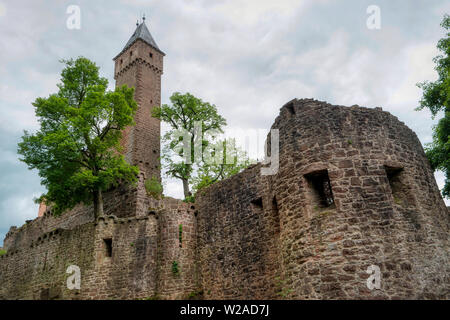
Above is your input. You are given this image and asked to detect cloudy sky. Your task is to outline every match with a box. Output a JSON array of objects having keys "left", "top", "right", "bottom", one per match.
[{"left": 0, "top": 0, "right": 449, "bottom": 246}]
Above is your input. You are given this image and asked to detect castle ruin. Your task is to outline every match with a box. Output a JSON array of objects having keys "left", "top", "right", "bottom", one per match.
[{"left": 0, "top": 21, "right": 448, "bottom": 300}]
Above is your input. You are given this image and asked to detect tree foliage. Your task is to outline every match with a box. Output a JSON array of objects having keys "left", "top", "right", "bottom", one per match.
[
  {"left": 191, "top": 138, "right": 252, "bottom": 195},
  {"left": 417, "top": 15, "right": 450, "bottom": 199},
  {"left": 152, "top": 92, "right": 251, "bottom": 200},
  {"left": 18, "top": 57, "right": 139, "bottom": 217}
]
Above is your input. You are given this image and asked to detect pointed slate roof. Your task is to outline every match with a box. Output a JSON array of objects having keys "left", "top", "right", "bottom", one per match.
[{"left": 114, "top": 21, "right": 164, "bottom": 60}]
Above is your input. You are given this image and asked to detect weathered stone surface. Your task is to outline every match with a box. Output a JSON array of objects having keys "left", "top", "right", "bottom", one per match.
[{"left": 196, "top": 98, "right": 449, "bottom": 300}]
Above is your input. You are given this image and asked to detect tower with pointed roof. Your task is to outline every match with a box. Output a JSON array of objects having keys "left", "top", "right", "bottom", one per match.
[{"left": 113, "top": 19, "right": 164, "bottom": 181}]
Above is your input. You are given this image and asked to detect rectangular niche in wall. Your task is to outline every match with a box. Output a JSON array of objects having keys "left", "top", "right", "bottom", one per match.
[
  {"left": 304, "top": 169, "right": 335, "bottom": 210},
  {"left": 251, "top": 197, "right": 264, "bottom": 214},
  {"left": 384, "top": 166, "right": 414, "bottom": 207},
  {"left": 103, "top": 238, "right": 113, "bottom": 258}
]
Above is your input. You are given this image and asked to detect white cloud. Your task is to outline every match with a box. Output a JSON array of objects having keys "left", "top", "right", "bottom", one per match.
[
  {"left": 388, "top": 43, "right": 439, "bottom": 107},
  {"left": 209, "top": 0, "right": 309, "bottom": 26},
  {"left": 0, "top": 2, "right": 6, "bottom": 17},
  {"left": 163, "top": 178, "right": 184, "bottom": 199}
]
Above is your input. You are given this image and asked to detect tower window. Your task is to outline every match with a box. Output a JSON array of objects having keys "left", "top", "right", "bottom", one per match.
[
  {"left": 103, "top": 238, "right": 112, "bottom": 257},
  {"left": 149, "top": 52, "right": 153, "bottom": 58},
  {"left": 130, "top": 51, "right": 133, "bottom": 56},
  {"left": 305, "top": 170, "right": 334, "bottom": 209},
  {"left": 120, "top": 59, "right": 123, "bottom": 65}
]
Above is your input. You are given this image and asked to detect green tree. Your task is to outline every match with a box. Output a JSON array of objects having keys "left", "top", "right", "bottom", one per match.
[
  {"left": 18, "top": 57, "right": 139, "bottom": 218},
  {"left": 191, "top": 138, "right": 252, "bottom": 196},
  {"left": 152, "top": 92, "right": 227, "bottom": 198},
  {"left": 417, "top": 14, "right": 450, "bottom": 199}
]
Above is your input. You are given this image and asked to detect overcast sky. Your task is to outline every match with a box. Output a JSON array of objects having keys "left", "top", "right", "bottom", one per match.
[{"left": 0, "top": 0, "right": 449, "bottom": 246}]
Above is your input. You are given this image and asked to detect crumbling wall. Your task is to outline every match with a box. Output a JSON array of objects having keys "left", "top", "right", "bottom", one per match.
[
  {"left": 196, "top": 99, "right": 449, "bottom": 300},
  {"left": 0, "top": 223, "right": 96, "bottom": 300},
  {"left": 196, "top": 164, "right": 282, "bottom": 299},
  {"left": 3, "top": 172, "right": 157, "bottom": 252},
  {"left": 0, "top": 202, "right": 197, "bottom": 300},
  {"left": 1, "top": 98, "right": 448, "bottom": 300},
  {"left": 156, "top": 198, "right": 199, "bottom": 299},
  {"left": 0, "top": 179, "right": 198, "bottom": 300}
]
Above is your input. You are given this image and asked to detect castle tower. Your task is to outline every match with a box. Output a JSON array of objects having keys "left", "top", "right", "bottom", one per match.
[{"left": 113, "top": 19, "right": 164, "bottom": 181}]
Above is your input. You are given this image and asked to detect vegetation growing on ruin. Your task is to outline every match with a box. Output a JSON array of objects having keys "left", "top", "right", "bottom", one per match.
[
  {"left": 275, "top": 276, "right": 293, "bottom": 298},
  {"left": 0, "top": 249, "right": 6, "bottom": 256},
  {"left": 186, "top": 289, "right": 204, "bottom": 300},
  {"left": 417, "top": 14, "right": 450, "bottom": 199},
  {"left": 172, "top": 260, "right": 180, "bottom": 276},
  {"left": 145, "top": 176, "right": 164, "bottom": 199},
  {"left": 17, "top": 57, "right": 139, "bottom": 218}
]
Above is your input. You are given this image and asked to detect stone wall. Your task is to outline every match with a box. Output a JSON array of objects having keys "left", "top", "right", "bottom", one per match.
[
  {"left": 0, "top": 223, "right": 96, "bottom": 300},
  {"left": 196, "top": 99, "right": 449, "bottom": 300},
  {"left": 0, "top": 181, "right": 198, "bottom": 300},
  {"left": 1, "top": 98, "right": 448, "bottom": 300},
  {"left": 156, "top": 198, "right": 199, "bottom": 299},
  {"left": 3, "top": 172, "right": 154, "bottom": 252},
  {"left": 196, "top": 164, "right": 282, "bottom": 299}
]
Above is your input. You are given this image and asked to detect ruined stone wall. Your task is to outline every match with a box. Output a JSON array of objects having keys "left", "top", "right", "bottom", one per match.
[
  {"left": 196, "top": 164, "right": 282, "bottom": 299},
  {"left": 196, "top": 99, "right": 449, "bottom": 300},
  {"left": 1, "top": 98, "right": 448, "bottom": 300},
  {"left": 3, "top": 172, "right": 154, "bottom": 252},
  {"left": 0, "top": 183, "right": 198, "bottom": 300},
  {"left": 0, "top": 215, "right": 160, "bottom": 300},
  {"left": 0, "top": 223, "right": 96, "bottom": 300},
  {"left": 156, "top": 198, "right": 199, "bottom": 299},
  {"left": 271, "top": 99, "right": 448, "bottom": 299}
]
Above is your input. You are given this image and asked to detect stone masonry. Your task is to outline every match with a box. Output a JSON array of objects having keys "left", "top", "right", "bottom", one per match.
[{"left": 0, "top": 21, "right": 448, "bottom": 300}]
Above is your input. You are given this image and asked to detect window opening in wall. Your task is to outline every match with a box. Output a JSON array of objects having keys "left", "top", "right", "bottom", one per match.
[
  {"left": 149, "top": 52, "right": 153, "bottom": 58},
  {"left": 103, "top": 238, "right": 112, "bottom": 257},
  {"left": 251, "top": 197, "right": 263, "bottom": 209},
  {"left": 305, "top": 170, "right": 335, "bottom": 209},
  {"left": 285, "top": 102, "right": 295, "bottom": 115},
  {"left": 385, "top": 166, "right": 413, "bottom": 207}
]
